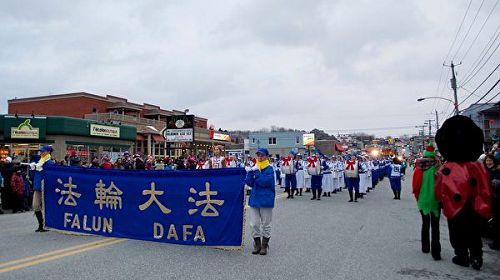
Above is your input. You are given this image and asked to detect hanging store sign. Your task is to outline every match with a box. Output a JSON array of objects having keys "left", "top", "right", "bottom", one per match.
[
  {"left": 303, "top": 133, "right": 315, "bottom": 146},
  {"left": 164, "top": 128, "right": 194, "bottom": 142},
  {"left": 11, "top": 119, "right": 40, "bottom": 139},
  {"left": 90, "top": 124, "right": 120, "bottom": 138},
  {"left": 165, "top": 115, "right": 194, "bottom": 142},
  {"left": 211, "top": 132, "right": 231, "bottom": 142}
]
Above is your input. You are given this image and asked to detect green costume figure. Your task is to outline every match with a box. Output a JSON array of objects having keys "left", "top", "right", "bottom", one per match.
[{"left": 412, "top": 144, "right": 441, "bottom": 261}]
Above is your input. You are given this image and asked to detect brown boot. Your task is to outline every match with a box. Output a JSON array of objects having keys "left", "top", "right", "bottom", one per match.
[
  {"left": 252, "top": 237, "right": 261, "bottom": 255},
  {"left": 260, "top": 237, "right": 270, "bottom": 255}
]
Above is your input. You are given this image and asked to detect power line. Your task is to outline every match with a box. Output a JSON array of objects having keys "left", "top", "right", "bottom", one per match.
[
  {"left": 459, "top": 0, "right": 499, "bottom": 62},
  {"left": 460, "top": 24, "right": 500, "bottom": 86},
  {"left": 433, "top": 1, "right": 473, "bottom": 116},
  {"left": 444, "top": 0, "right": 473, "bottom": 62},
  {"left": 455, "top": 79, "right": 500, "bottom": 118},
  {"left": 461, "top": 39, "right": 500, "bottom": 87},
  {"left": 460, "top": 86, "right": 481, "bottom": 98},
  {"left": 460, "top": 24, "right": 500, "bottom": 80},
  {"left": 462, "top": 91, "right": 500, "bottom": 113},
  {"left": 452, "top": 0, "right": 486, "bottom": 61},
  {"left": 432, "top": 66, "right": 446, "bottom": 111},
  {"left": 322, "top": 125, "right": 419, "bottom": 132},
  {"left": 468, "top": 77, "right": 500, "bottom": 106},
  {"left": 458, "top": 62, "right": 500, "bottom": 105}
]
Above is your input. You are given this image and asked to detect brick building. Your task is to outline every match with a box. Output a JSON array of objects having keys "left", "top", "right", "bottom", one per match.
[{"left": 8, "top": 92, "right": 229, "bottom": 158}]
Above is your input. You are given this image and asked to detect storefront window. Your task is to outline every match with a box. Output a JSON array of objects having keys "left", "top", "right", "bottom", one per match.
[{"left": 10, "top": 143, "right": 44, "bottom": 163}]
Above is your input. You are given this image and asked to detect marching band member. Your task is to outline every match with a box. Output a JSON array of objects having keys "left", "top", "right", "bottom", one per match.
[
  {"left": 332, "top": 156, "right": 342, "bottom": 192},
  {"left": 336, "top": 156, "right": 345, "bottom": 192},
  {"left": 295, "top": 154, "right": 305, "bottom": 196},
  {"left": 281, "top": 151, "right": 298, "bottom": 199},
  {"left": 307, "top": 152, "right": 322, "bottom": 200},
  {"left": 228, "top": 156, "right": 238, "bottom": 168},
  {"left": 303, "top": 157, "right": 312, "bottom": 193},
  {"left": 389, "top": 157, "right": 404, "bottom": 200},
  {"left": 358, "top": 157, "right": 370, "bottom": 198},
  {"left": 366, "top": 157, "right": 374, "bottom": 192},
  {"left": 371, "top": 157, "right": 379, "bottom": 189},
  {"left": 209, "top": 145, "right": 226, "bottom": 169},
  {"left": 321, "top": 156, "right": 334, "bottom": 197},
  {"left": 345, "top": 155, "right": 360, "bottom": 202},
  {"left": 276, "top": 158, "right": 282, "bottom": 186}
]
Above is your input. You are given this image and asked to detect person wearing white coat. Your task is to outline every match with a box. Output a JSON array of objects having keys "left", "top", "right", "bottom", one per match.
[
  {"left": 358, "top": 157, "right": 371, "bottom": 198},
  {"left": 322, "top": 157, "right": 335, "bottom": 197}
]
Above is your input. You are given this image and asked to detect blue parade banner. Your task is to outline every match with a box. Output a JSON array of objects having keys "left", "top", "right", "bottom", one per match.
[{"left": 42, "top": 166, "right": 246, "bottom": 248}]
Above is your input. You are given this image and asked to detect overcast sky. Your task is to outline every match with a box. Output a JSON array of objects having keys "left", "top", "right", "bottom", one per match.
[{"left": 1, "top": 0, "right": 499, "bottom": 137}]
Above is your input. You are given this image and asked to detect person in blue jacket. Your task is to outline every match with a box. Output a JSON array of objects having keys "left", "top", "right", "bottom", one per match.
[
  {"left": 30, "top": 145, "right": 54, "bottom": 232},
  {"left": 245, "top": 148, "right": 275, "bottom": 255}
]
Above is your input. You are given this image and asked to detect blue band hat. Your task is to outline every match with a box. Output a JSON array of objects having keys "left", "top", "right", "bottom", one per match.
[
  {"left": 256, "top": 148, "right": 269, "bottom": 156},
  {"left": 39, "top": 145, "right": 53, "bottom": 153}
]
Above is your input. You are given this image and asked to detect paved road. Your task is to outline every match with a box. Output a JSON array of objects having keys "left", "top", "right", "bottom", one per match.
[{"left": 1, "top": 171, "right": 499, "bottom": 280}]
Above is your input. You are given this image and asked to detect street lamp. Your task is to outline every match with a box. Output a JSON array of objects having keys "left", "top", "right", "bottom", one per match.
[{"left": 417, "top": 97, "right": 458, "bottom": 115}]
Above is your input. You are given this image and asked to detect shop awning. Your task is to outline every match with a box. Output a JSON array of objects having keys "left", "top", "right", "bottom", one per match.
[
  {"left": 136, "top": 134, "right": 145, "bottom": 141},
  {"left": 335, "top": 144, "right": 345, "bottom": 152},
  {"left": 152, "top": 134, "right": 165, "bottom": 143}
]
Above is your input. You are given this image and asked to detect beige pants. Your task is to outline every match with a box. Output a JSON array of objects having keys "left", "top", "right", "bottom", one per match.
[
  {"left": 249, "top": 207, "right": 273, "bottom": 238},
  {"left": 32, "top": 191, "right": 43, "bottom": 212}
]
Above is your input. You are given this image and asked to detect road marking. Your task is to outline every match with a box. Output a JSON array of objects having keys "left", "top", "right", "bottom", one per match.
[
  {"left": 0, "top": 238, "right": 113, "bottom": 268},
  {"left": 0, "top": 238, "right": 125, "bottom": 273}
]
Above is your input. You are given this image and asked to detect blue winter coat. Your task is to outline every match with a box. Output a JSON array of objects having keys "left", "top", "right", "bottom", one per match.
[
  {"left": 33, "top": 160, "right": 54, "bottom": 191},
  {"left": 246, "top": 165, "right": 275, "bottom": 208}
]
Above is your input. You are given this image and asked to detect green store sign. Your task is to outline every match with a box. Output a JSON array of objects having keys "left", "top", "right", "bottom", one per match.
[{"left": 4, "top": 116, "right": 47, "bottom": 141}]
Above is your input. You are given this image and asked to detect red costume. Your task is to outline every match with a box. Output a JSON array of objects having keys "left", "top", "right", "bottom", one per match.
[
  {"left": 435, "top": 115, "right": 492, "bottom": 270},
  {"left": 435, "top": 162, "right": 492, "bottom": 220}
]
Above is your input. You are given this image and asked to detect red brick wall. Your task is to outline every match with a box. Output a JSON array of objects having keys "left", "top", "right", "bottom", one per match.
[{"left": 8, "top": 96, "right": 110, "bottom": 118}]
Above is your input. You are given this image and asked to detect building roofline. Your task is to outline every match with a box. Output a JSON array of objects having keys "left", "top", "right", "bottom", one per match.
[
  {"left": 8, "top": 92, "right": 109, "bottom": 103},
  {"left": 8, "top": 91, "right": 210, "bottom": 123}
]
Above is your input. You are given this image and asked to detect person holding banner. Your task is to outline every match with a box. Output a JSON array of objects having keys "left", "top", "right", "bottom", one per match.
[
  {"left": 245, "top": 148, "right": 275, "bottom": 255},
  {"left": 29, "top": 145, "right": 54, "bottom": 232}
]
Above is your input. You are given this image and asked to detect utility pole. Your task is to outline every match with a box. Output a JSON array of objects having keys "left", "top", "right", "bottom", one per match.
[
  {"left": 419, "top": 130, "right": 425, "bottom": 151},
  {"left": 444, "top": 61, "right": 461, "bottom": 115},
  {"left": 424, "top": 120, "right": 434, "bottom": 137},
  {"left": 415, "top": 125, "right": 426, "bottom": 151},
  {"left": 435, "top": 110, "right": 439, "bottom": 130}
]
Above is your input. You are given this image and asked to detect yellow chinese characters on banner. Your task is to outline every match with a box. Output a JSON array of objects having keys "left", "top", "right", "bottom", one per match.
[
  {"left": 95, "top": 180, "right": 123, "bottom": 210},
  {"left": 139, "top": 182, "right": 172, "bottom": 214},
  {"left": 188, "top": 182, "right": 225, "bottom": 217},
  {"left": 55, "top": 177, "right": 81, "bottom": 206}
]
